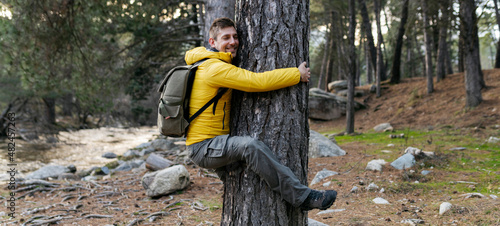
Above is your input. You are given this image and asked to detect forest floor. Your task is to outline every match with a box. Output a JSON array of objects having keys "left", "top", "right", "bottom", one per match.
[{"left": 2, "top": 70, "right": 500, "bottom": 225}]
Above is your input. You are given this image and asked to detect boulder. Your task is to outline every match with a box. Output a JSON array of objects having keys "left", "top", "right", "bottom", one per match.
[
  {"left": 336, "top": 89, "right": 366, "bottom": 97},
  {"left": 309, "top": 130, "right": 346, "bottom": 158},
  {"left": 309, "top": 88, "right": 366, "bottom": 121},
  {"left": 327, "top": 80, "right": 348, "bottom": 92},
  {"left": 373, "top": 123, "right": 393, "bottom": 132},
  {"left": 25, "top": 165, "right": 71, "bottom": 180},
  {"left": 390, "top": 153, "right": 416, "bottom": 170},
  {"left": 142, "top": 165, "right": 190, "bottom": 197}
]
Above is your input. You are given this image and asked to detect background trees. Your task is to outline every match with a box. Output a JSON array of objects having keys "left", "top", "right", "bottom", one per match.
[{"left": 0, "top": 0, "right": 497, "bottom": 133}]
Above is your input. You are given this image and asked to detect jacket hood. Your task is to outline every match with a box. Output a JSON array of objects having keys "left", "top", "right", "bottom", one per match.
[{"left": 185, "top": 47, "right": 233, "bottom": 65}]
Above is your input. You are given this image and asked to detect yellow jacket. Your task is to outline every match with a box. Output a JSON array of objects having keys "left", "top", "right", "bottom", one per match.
[{"left": 185, "top": 47, "right": 301, "bottom": 145}]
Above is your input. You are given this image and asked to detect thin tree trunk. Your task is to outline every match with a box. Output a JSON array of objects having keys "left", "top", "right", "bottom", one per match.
[
  {"left": 374, "top": 0, "right": 386, "bottom": 82},
  {"left": 42, "top": 97, "right": 56, "bottom": 125},
  {"left": 359, "top": 0, "right": 378, "bottom": 78},
  {"left": 422, "top": 0, "right": 434, "bottom": 94},
  {"left": 390, "top": 0, "right": 409, "bottom": 84},
  {"left": 326, "top": 11, "right": 337, "bottom": 88},
  {"left": 346, "top": 0, "right": 357, "bottom": 134},
  {"left": 222, "top": 1, "right": 310, "bottom": 225},
  {"left": 436, "top": 0, "right": 451, "bottom": 82},
  {"left": 317, "top": 22, "right": 330, "bottom": 91},
  {"left": 493, "top": 0, "right": 500, "bottom": 68},
  {"left": 460, "top": 0, "right": 484, "bottom": 108},
  {"left": 203, "top": 0, "right": 236, "bottom": 47}
]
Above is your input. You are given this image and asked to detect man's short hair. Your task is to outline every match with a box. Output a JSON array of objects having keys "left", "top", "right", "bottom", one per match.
[{"left": 209, "top": 17, "right": 236, "bottom": 40}]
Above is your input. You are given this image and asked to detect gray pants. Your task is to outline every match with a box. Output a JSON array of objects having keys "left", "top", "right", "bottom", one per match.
[{"left": 187, "top": 135, "right": 311, "bottom": 207}]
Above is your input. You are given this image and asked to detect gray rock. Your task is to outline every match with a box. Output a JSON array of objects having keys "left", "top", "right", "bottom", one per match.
[
  {"left": 487, "top": 136, "right": 500, "bottom": 143},
  {"left": 26, "top": 165, "right": 71, "bottom": 180},
  {"left": 439, "top": 202, "right": 452, "bottom": 215},
  {"left": 404, "top": 147, "right": 422, "bottom": 155},
  {"left": 373, "top": 123, "right": 393, "bottom": 132},
  {"left": 309, "top": 130, "right": 346, "bottom": 159},
  {"left": 140, "top": 147, "right": 155, "bottom": 156},
  {"left": 123, "top": 150, "right": 140, "bottom": 158},
  {"left": 390, "top": 153, "right": 416, "bottom": 170},
  {"left": 366, "top": 183, "right": 379, "bottom": 191},
  {"left": 57, "top": 173, "right": 79, "bottom": 181},
  {"left": 366, "top": 159, "right": 387, "bottom": 171},
  {"left": 142, "top": 165, "right": 190, "bottom": 197},
  {"left": 135, "top": 142, "right": 152, "bottom": 149},
  {"left": 373, "top": 197, "right": 390, "bottom": 204},
  {"left": 310, "top": 169, "right": 339, "bottom": 186},
  {"left": 421, "top": 170, "right": 432, "bottom": 175},
  {"left": 114, "top": 159, "right": 144, "bottom": 172},
  {"left": 308, "top": 218, "right": 329, "bottom": 226},
  {"left": 401, "top": 219, "right": 425, "bottom": 225},
  {"left": 350, "top": 186, "right": 359, "bottom": 193},
  {"left": 317, "top": 209, "right": 346, "bottom": 215},
  {"left": 102, "top": 152, "right": 117, "bottom": 159},
  {"left": 309, "top": 88, "right": 366, "bottom": 121},
  {"left": 150, "top": 138, "right": 178, "bottom": 152}
]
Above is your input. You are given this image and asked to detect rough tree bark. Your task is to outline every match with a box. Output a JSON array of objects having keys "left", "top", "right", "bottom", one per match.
[
  {"left": 359, "top": 0, "right": 381, "bottom": 83},
  {"left": 390, "top": 0, "right": 409, "bottom": 84},
  {"left": 346, "top": 0, "right": 357, "bottom": 134},
  {"left": 460, "top": 0, "right": 484, "bottom": 108},
  {"left": 421, "top": 0, "right": 434, "bottom": 94},
  {"left": 220, "top": 1, "right": 310, "bottom": 225},
  {"left": 203, "top": 0, "right": 236, "bottom": 47},
  {"left": 436, "top": 0, "right": 451, "bottom": 82}
]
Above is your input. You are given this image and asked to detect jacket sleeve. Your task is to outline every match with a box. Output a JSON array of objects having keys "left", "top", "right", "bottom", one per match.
[{"left": 201, "top": 59, "right": 301, "bottom": 92}]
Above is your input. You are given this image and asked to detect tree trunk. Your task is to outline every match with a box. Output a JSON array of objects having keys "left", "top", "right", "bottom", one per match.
[
  {"left": 326, "top": 11, "right": 337, "bottom": 87},
  {"left": 493, "top": 0, "right": 500, "bottom": 68},
  {"left": 460, "top": 0, "right": 484, "bottom": 108},
  {"left": 436, "top": 0, "right": 451, "bottom": 82},
  {"left": 422, "top": 0, "right": 434, "bottom": 94},
  {"left": 366, "top": 37, "right": 373, "bottom": 83},
  {"left": 221, "top": 1, "right": 310, "bottom": 225},
  {"left": 346, "top": 0, "right": 357, "bottom": 134},
  {"left": 390, "top": 0, "right": 409, "bottom": 84},
  {"left": 203, "top": 0, "right": 236, "bottom": 47},
  {"left": 359, "top": 0, "right": 378, "bottom": 80},
  {"left": 374, "top": 0, "right": 386, "bottom": 82},
  {"left": 42, "top": 97, "right": 56, "bottom": 125},
  {"left": 317, "top": 22, "right": 330, "bottom": 91}
]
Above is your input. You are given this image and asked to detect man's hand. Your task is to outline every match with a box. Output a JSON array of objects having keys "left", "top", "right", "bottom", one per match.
[{"left": 298, "top": 62, "right": 311, "bottom": 83}]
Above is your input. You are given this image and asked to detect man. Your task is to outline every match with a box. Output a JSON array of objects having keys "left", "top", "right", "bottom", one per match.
[{"left": 186, "top": 17, "right": 337, "bottom": 211}]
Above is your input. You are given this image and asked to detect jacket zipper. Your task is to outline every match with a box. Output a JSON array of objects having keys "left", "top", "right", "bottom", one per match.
[{"left": 222, "top": 102, "right": 226, "bottom": 129}]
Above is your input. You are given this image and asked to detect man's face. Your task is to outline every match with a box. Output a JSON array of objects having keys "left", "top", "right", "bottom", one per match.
[{"left": 209, "top": 26, "right": 239, "bottom": 57}]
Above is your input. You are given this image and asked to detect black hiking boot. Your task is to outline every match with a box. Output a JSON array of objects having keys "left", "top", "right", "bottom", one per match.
[{"left": 300, "top": 190, "right": 337, "bottom": 211}]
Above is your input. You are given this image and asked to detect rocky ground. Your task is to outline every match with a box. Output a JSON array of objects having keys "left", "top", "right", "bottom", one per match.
[{"left": 1, "top": 70, "right": 500, "bottom": 225}]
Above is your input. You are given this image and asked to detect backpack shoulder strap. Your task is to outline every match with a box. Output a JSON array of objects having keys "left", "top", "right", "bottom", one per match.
[{"left": 187, "top": 88, "right": 228, "bottom": 123}]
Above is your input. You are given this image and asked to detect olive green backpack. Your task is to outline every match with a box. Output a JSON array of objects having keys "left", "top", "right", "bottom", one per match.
[{"left": 157, "top": 59, "right": 227, "bottom": 137}]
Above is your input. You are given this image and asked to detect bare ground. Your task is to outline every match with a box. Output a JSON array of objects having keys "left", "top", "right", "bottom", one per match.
[{"left": 2, "top": 70, "right": 500, "bottom": 225}]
